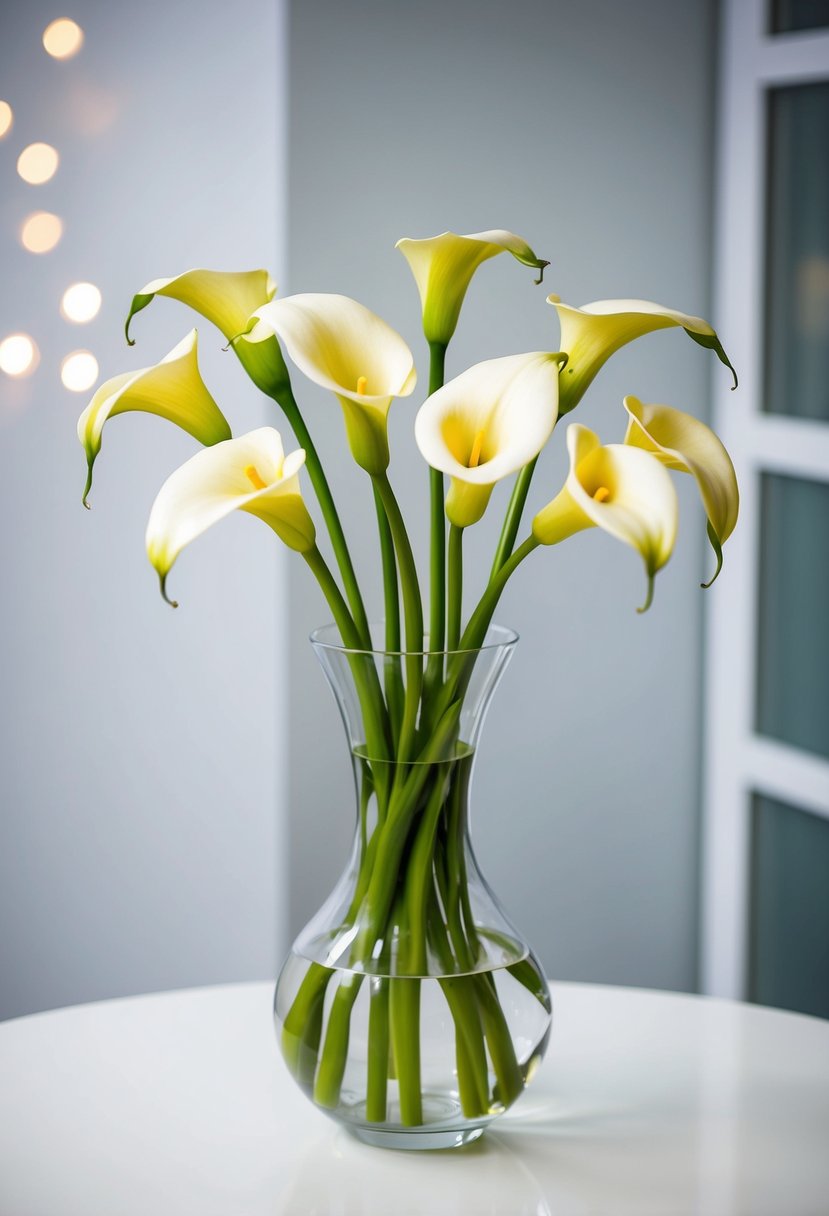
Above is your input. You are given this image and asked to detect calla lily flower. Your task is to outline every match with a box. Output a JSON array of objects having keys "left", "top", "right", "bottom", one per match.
[
  {"left": 145, "top": 426, "right": 315, "bottom": 606},
  {"left": 125, "top": 268, "right": 276, "bottom": 345},
  {"left": 532, "top": 424, "right": 678, "bottom": 612},
  {"left": 415, "top": 352, "right": 562, "bottom": 527},
  {"left": 397, "top": 229, "right": 550, "bottom": 346},
  {"left": 550, "top": 297, "right": 738, "bottom": 416},
  {"left": 623, "top": 396, "right": 739, "bottom": 587},
  {"left": 77, "top": 329, "right": 230, "bottom": 507},
  {"left": 246, "top": 293, "right": 416, "bottom": 474}
]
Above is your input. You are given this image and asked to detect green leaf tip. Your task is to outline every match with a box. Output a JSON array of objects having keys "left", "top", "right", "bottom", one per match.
[
  {"left": 685, "top": 328, "right": 738, "bottom": 390},
  {"left": 701, "top": 521, "right": 724, "bottom": 589}
]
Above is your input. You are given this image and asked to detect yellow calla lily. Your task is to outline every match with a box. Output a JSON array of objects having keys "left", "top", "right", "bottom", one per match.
[
  {"left": 551, "top": 297, "right": 738, "bottom": 416},
  {"left": 623, "top": 396, "right": 739, "bottom": 587},
  {"left": 246, "top": 293, "right": 416, "bottom": 474},
  {"left": 415, "top": 352, "right": 562, "bottom": 527},
  {"left": 532, "top": 423, "right": 678, "bottom": 612},
  {"left": 125, "top": 268, "right": 276, "bottom": 345},
  {"left": 397, "top": 229, "right": 550, "bottom": 346},
  {"left": 145, "top": 426, "right": 315, "bottom": 606},
  {"left": 77, "top": 329, "right": 230, "bottom": 507}
]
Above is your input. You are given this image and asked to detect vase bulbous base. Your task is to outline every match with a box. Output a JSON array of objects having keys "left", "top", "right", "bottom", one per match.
[
  {"left": 274, "top": 953, "right": 552, "bottom": 1150},
  {"left": 349, "top": 1123, "right": 485, "bottom": 1151}
]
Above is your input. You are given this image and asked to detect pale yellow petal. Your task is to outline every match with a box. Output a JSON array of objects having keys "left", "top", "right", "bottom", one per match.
[
  {"left": 397, "top": 229, "right": 549, "bottom": 345},
  {"left": 77, "top": 330, "right": 230, "bottom": 506},
  {"left": 533, "top": 424, "right": 678, "bottom": 611},
  {"left": 415, "top": 352, "right": 561, "bottom": 526},
  {"left": 125, "top": 269, "right": 276, "bottom": 343},
  {"left": 552, "top": 297, "right": 737, "bottom": 415},
  {"left": 623, "top": 396, "right": 739, "bottom": 585},
  {"left": 145, "top": 427, "right": 315, "bottom": 604},
  {"left": 249, "top": 293, "right": 416, "bottom": 473}
]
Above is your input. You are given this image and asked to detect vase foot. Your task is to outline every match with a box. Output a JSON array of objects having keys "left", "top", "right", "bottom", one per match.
[{"left": 347, "top": 1124, "right": 485, "bottom": 1151}]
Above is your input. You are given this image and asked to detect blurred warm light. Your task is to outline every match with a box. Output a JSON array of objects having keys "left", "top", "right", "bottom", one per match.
[
  {"left": 20, "top": 211, "right": 63, "bottom": 253},
  {"left": 17, "top": 142, "right": 59, "bottom": 185},
  {"left": 42, "top": 18, "right": 84, "bottom": 59},
  {"left": 0, "top": 101, "right": 12, "bottom": 140},
  {"left": 61, "top": 282, "right": 102, "bottom": 323},
  {"left": 0, "top": 334, "right": 39, "bottom": 378},
  {"left": 61, "top": 350, "right": 98, "bottom": 392}
]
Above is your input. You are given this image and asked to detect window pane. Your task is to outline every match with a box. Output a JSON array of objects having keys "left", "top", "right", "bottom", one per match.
[
  {"left": 765, "top": 84, "right": 829, "bottom": 420},
  {"left": 757, "top": 473, "right": 829, "bottom": 759},
  {"left": 749, "top": 794, "right": 829, "bottom": 1019},
  {"left": 771, "top": 0, "right": 829, "bottom": 33}
]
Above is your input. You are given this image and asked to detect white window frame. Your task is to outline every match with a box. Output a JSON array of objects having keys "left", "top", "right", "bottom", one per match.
[{"left": 702, "top": 0, "right": 829, "bottom": 999}]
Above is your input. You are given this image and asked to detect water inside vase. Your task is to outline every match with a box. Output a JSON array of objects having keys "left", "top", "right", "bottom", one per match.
[{"left": 274, "top": 949, "right": 552, "bottom": 1143}]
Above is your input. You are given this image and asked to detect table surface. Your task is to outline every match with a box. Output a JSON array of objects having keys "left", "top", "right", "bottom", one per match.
[{"left": 1, "top": 981, "right": 828, "bottom": 1216}]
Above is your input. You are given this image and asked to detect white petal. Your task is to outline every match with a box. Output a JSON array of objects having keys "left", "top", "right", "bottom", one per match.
[{"left": 145, "top": 426, "right": 314, "bottom": 602}]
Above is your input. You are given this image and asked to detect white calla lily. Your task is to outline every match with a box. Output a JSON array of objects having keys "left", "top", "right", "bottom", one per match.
[
  {"left": 125, "top": 268, "right": 276, "bottom": 344},
  {"left": 551, "top": 297, "right": 737, "bottom": 416},
  {"left": 77, "top": 329, "right": 230, "bottom": 507},
  {"left": 246, "top": 293, "right": 416, "bottom": 474},
  {"left": 533, "top": 424, "right": 678, "bottom": 612},
  {"left": 623, "top": 396, "right": 739, "bottom": 586},
  {"left": 397, "top": 229, "right": 549, "bottom": 346},
  {"left": 145, "top": 426, "right": 315, "bottom": 605},
  {"left": 415, "top": 352, "right": 562, "bottom": 527}
]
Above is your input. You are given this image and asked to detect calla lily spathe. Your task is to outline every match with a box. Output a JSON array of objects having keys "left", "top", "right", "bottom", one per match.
[
  {"left": 125, "top": 268, "right": 276, "bottom": 344},
  {"left": 145, "top": 426, "right": 315, "bottom": 606},
  {"left": 246, "top": 293, "right": 416, "bottom": 474},
  {"left": 532, "top": 424, "right": 678, "bottom": 612},
  {"left": 551, "top": 297, "right": 738, "bottom": 416},
  {"left": 623, "top": 396, "right": 739, "bottom": 586},
  {"left": 77, "top": 329, "right": 230, "bottom": 507},
  {"left": 397, "top": 229, "right": 550, "bottom": 346},
  {"left": 415, "top": 352, "right": 562, "bottom": 527}
]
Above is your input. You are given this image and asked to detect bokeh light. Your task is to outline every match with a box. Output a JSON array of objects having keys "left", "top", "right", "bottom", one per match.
[
  {"left": 42, "top": 18, "right": 84, "bottom": 59},
  {"left": 20, "top": 212, "right": 63, "bottom": 253},
  {"left": 0, "top": 334, "right": 39, "bottom": 378},
  {"left": 61, "top": 282, "right": 102, "bottom": 323},
  {"left": 61, "top": 350, "right": 98, "bottom": 392},
  {"left": 0, "top": 101, "right": 12, "bottom": 140},
  {"left": 17, "top": 142, "right": 59, "bottom": 185}
]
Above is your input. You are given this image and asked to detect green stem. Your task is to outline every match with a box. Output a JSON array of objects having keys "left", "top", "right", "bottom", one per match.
[
  {"left": 490, "top": 457, "right": 538, "bottom": 577},
  {"left": 428, "top": 341, "right": 447, "bottom": 652},
  {"left": 366, "top": 976, "right": 390, "bottom": 1122},
  {"left": 374, "top": 485, "right": 404, "bottom": 748},
  {"left": 314, "top": 972, "right": 364, "bottom": 1109},
  {"left": 274, "top": 381, "right": 372, "bottom": 648},
  {"left": 447, "top": 524, "right": 464, "bottom": 652},
  {"left": 372, "top": 473, "right": 424, "bottom": 761},
  {"left": 303, "top": 546, "right": 392, "bottom": 799},
  {"left": 390, "top": 976, "right": 422, "bottom": 1125}
]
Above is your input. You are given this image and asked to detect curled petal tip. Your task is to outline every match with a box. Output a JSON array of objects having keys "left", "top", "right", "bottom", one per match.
[
  {"left": 82, "top": 466, "right": 93, "bottom": 509},
  {"left": 534, "top": 260, "right": 551, "bottom": 286},
  {"left": 700, "top": 521, "right": 725, "bottom": 589},
  {"left": 636, "top": 574, "right": 655, "bottom": 615},
  {"left": 159, "top": 574, "right": 179, "bottom": 609}
]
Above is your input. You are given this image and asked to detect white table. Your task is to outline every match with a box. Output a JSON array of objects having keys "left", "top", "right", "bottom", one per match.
[{"left": 1, "top": 981, "right": 827, "bottom": 1215}]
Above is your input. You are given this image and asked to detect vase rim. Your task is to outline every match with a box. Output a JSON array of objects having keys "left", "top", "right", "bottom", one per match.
[{"left": 309, "top": 621, "right": 519, "bottom": 657}]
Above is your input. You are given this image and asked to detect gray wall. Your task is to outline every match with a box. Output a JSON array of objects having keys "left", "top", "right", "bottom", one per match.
[
  {"left": 286, "top": 0, "right": 717, "bottom": 992},
  {"left": 0, "top": 0, "right": 288, "bottom": 1019}
]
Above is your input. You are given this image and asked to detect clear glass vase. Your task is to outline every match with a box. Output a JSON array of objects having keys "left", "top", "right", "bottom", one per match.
[{"left": 274, "top": 625, "right": 552, "bottom": 1150}]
